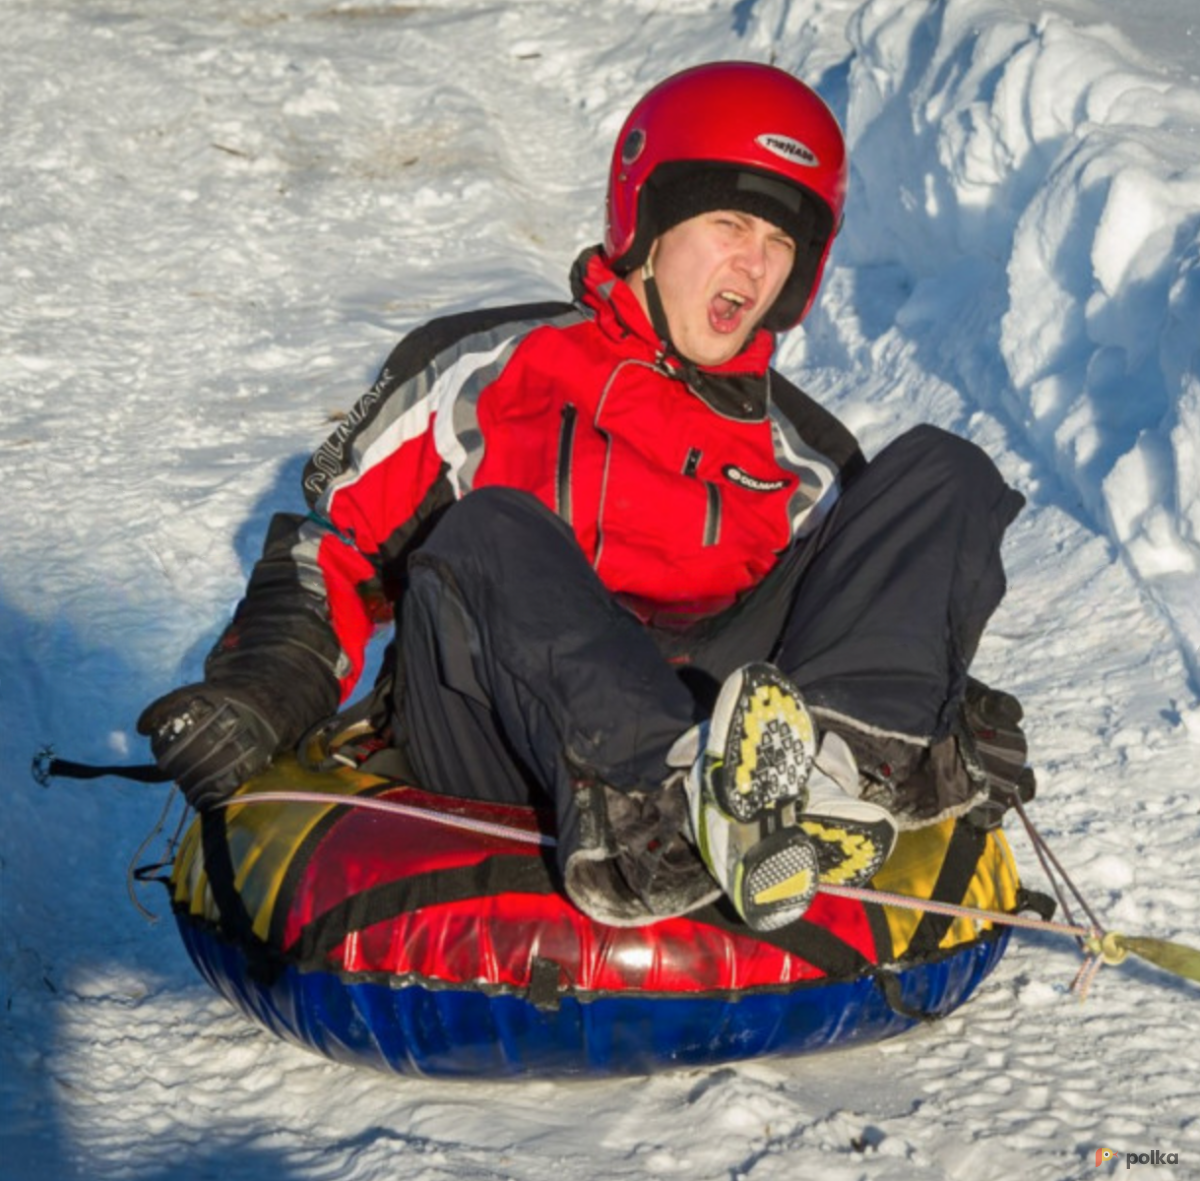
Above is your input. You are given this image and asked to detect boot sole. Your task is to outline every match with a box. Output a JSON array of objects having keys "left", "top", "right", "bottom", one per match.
[
  {"left": 739, "top": 826, "right": 820, "bottom": 931},
  {"left": 802, "top": 812, "right": 897, "bottom": 887},
  {"left": 707, "top": 663, "right": 816, "bottom": 823}
]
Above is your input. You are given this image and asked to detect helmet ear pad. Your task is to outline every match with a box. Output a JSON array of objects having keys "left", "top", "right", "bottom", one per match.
[{"left": 614, "top": 162, "right": 836, "bottom": 333}]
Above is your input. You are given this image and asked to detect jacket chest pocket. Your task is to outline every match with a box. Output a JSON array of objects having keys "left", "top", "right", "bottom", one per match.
[{"left": 683, "top": 447, "right": 722, "bottom": 548}]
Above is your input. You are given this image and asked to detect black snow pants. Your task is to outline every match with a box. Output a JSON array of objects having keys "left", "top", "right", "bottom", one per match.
[{"left": 391, "top": 425, "right": 1024, "bottom": 905}]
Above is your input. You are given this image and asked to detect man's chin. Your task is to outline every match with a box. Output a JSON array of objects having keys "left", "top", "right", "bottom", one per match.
[{"left": 679, "top": 328, "right": 753, "bottom": 368}]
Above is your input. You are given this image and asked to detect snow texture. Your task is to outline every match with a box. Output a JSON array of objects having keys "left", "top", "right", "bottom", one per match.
[{"left": 3, "top": 1, "right": 1200, "bottom": 1178}]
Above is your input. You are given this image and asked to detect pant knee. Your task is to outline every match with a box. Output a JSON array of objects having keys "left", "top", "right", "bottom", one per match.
[
  {"left": 420, "top": 487, "right": 569, "bottom": 562},
  {"left": 884, "top": 425, "right": 1019, "bottom": 518},
  {"left": 898, "top": 424, "right": 989, "bottom": 479}
]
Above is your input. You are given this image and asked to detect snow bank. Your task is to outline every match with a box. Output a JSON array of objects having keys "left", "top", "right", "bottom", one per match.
[{"left": 842, "top": 0, "right": 1200, "bottom": 682}]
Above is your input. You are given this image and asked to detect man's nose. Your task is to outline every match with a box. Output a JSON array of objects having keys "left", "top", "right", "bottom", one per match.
[{"left": 734, "top": 233, "right": 769, "bottom": 278}]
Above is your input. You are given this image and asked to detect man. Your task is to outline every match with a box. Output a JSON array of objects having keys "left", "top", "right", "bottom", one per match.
[{"left": 139, "top": 62, "right": 1027, "bottom": 933}]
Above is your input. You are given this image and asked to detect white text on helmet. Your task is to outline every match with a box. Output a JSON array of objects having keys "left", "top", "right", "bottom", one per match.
[{"left": 756, "top": 134, "right": 819, "bottom": 168}]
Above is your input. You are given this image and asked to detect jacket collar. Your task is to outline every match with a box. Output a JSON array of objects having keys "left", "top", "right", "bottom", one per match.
[{"left": 569, "top": 248, "right": 778, "bottom": 408}]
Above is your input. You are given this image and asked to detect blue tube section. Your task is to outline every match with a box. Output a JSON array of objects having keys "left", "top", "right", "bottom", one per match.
[{"left": 176, "top": 918, "right": 1011, "bottom": 1078}]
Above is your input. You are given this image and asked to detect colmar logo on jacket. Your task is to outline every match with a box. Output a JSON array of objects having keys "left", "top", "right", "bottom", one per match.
[{"left": 722, "top": 465, "right": 790, "bottom": 493}]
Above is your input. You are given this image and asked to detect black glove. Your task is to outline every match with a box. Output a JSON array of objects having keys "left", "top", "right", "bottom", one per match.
[
  {"left": 137, "top": 685, "right": 280, "bottom": 811},
  {"left": 960, "top": 679, "right": 1037, "bottom": 830}
]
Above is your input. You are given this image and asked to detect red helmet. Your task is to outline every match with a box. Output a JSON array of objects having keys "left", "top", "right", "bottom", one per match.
[{"left": 604, "top": 62, "right": 847, "bottom": 329}]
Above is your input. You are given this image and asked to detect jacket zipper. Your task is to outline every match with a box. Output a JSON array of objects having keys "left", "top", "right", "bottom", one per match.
[
  {"left": 555, "top": 403, "right": 577, "bottom": 524},
  {"left": 702, "top": 480, "right": 722, "bottom": 547},
  {"left": 593, "top": 360, "right": 653, "bottom": 571},
  {"left": 683, "top": 447, "right": 720, "bottom": 546}
]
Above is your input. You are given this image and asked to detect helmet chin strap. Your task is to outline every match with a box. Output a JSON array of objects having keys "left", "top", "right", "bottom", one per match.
[
  {"left": 636, "top": 253, "right": 770, "bottom": 418},
  {"left": 640, "top": 255, "right": 677, "bottom": 353},
  {"left": 640, "top": 256, "right": 733, "bottom": 394},
  {"left": 639, "top": 251, "right": 773, "bottom": 379}
]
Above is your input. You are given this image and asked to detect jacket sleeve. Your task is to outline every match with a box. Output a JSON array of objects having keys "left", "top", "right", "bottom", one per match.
[{"left": 202, "top": 301, "right": 573, "bottom": 747}]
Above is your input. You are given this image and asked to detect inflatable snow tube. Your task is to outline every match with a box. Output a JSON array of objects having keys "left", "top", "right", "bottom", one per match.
[{"left": 169, "top": 757, "right": 1023, "bottom": 1078}]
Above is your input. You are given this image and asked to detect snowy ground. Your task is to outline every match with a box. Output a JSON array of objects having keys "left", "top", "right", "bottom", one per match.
[{"left": 3, "top": 1, "right": 1200, "bottom": 1178}]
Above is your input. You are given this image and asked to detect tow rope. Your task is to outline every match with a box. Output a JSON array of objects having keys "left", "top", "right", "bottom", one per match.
[
  {"left": 34, "top": 752, "right": 1200, "bottom": 997},
  {"left": 210, "top": 789, "right": 1200, "bottom": 999}
]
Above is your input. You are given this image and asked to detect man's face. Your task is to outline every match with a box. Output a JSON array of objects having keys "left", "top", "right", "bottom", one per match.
[{"left": 629, "top": 209, "right": 795, "bottom": 367}]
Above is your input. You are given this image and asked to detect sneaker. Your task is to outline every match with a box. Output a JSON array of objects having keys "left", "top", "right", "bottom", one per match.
[
  {"left": 801, "top": 731, "right": 897, "bottom": 887},
  {"left": 684, "top": 663, "right": 821, "bottom": 931}
]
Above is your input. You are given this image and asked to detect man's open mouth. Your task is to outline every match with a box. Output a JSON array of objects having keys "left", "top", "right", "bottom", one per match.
[{"left": 712, "top": 289, "right": 754, "bottom": 326}]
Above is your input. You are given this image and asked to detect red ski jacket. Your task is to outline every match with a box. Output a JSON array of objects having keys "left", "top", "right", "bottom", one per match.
[{"left": 207, "top": 250, "right": 864, "bottom": 733}]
